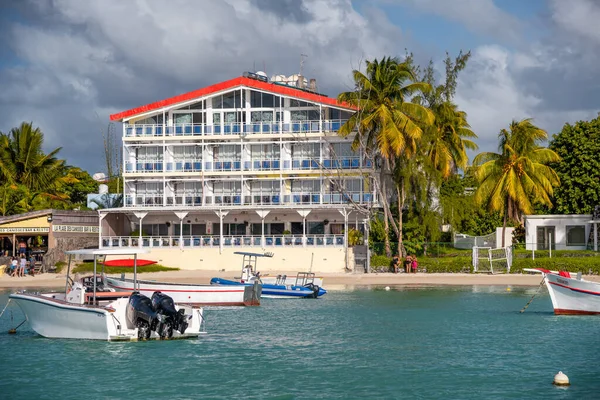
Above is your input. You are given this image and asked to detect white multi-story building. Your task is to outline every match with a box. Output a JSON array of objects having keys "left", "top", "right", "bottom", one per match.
[{"left": 100, "top": 72, "right": 376, "bottom": 271}]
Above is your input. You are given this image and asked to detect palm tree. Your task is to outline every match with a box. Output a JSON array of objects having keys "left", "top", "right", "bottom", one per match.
[
  {"left": 338, "top": 57, "right": 434, "bottom": 256},
  {"left": 473, "top": 118, "right": 561, "bottom": 246},
  {"left": 424, "top": 102, "right": 478, "bottom": 178},
  {"left": 0, "top": 122, "right": 66, "bottom": 193}
]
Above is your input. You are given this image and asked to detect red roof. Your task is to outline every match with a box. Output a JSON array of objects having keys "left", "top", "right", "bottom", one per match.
[{"left": 110, "top": 76, "right": 352, "bottom": 121}]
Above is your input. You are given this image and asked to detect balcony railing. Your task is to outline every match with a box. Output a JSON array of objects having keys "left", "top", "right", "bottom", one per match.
[
  {"left": 124, "top": 120, "right": 348, "bottom": 138},
  {"left": 125, "top": 192, "right": 374, "bottom": 207},
  {"left": 101, "top": 234, "right": 346, "bottom": 248},
  {"left": 124, "top": 157, "right": 372, "bottom": 174}
]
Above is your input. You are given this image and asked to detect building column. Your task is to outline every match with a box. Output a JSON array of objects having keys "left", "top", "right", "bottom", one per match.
[
  {"left": 297, "top": 210, "right": 311, "bottom": 247},
  {"left": 363, "top": 218, "right": 370, "bottom": 273},
  {"left": 594, "top": 222, "right": 598, "bottom": 252},
  {"left": 175, "top": 212, "right": 188, "bottom": 250},
  {"left": 256, "top": 210, "right": 270, "bottom": 248},
  {"left": 215, "top": 210, "right": 229, "bottom": 254},
  {"left": 339, "top": 208, "right": 350, "bottom": 270},
  {"left": 133, "top": 212, "right": 148, "bottom": 248},
  {"left": 98, "top": 213, "right": 107, "bottom": 248},
  {"left": 12, "top": 233, "right": 16, "bottom": 257}
]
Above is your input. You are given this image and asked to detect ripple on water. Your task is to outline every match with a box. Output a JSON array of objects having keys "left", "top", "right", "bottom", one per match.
[{"left": 1, "top": 287, "right": 599, "bottom": 399}]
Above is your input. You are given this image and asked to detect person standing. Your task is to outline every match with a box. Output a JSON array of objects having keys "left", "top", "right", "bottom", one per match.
[
  {"left": 404, "top": 255, "right": 412, "bottom": 273},
  {"left": 411, "top": 255, "right": 418, "bottom": 273},
  {"left": 18, "top": 239, "right": 27, "bottom": 256},
  {"left": 19, "top": 255, "right": 26, "bottom": 277},
  {"left": 10, "top": 257, "right": 18, "bottom": 277}
]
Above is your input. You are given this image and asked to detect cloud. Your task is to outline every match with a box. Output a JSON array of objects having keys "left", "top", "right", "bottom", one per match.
[
  {"left": 0, "top": 0, "right": 402, "bottom": 173},
  {"left": 383, "top": 0, "right": 523, "bottom": 43}
]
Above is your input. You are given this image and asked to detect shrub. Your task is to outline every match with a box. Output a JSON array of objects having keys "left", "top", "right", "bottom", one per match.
[
  {"left": 54, "top": 261, "right": 67, "bottom": 273},
  {"left": 370, "top": 254, "right": 392, "bottom": 272},
  {"left": 511, "top": 257, "right": 600, "bottom": 275},
  {"left": 418, "top": 257, "right": 473, "bottom": 273},
  {"left": 72, "top": 263, "right": 179, "bottom": 274}
]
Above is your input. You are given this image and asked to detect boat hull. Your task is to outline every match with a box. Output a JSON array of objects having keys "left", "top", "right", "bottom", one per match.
[
  {"left": 105, "top": 276, "right": 261, "bottom": 306},
  {"left": 210, "top": 278, "right": 326, "bottom": 299},
  {"left": 545, "top": 273, "right": 600, "bottom": 315},
  {"left": 9, "top": 293, "right": 205, "bottom": 340}
]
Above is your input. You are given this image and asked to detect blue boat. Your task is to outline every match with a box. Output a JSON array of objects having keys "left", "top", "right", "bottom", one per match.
[{"left": 210, "top": 252, "right": 327, "bottom": 299}]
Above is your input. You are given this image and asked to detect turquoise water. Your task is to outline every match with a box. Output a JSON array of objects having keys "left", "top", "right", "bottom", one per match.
[{"left": 0, "top": 285, "right": 598, "bottom": 399}]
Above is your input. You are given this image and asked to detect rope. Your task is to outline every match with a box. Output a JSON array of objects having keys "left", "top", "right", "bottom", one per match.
[
  {"left": 520, "top": 278, "right": 546, "bottom": 313},
  {"left": 0, "top": 299, "right": 11, "bottom": 320}
]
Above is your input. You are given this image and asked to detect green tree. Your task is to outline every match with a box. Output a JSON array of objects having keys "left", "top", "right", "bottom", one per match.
[
  {"left": 473, "top": 118, "right": 561, "bottom": 246},
  {"left": 338, "top": 56, "right": 434, "bottom": 256},
  {"left": 0, "top": 122, "right": 66, "bottom": 192},
  {"left": 416, "top": 52, "right": 478, "bottom": 178},
  {"left": 549, "top": 115, "right": 600, "bottom": 214}
]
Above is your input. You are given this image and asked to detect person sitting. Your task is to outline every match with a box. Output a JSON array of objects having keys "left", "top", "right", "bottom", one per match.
[{"left": 391, "top": 255, "right": 400, "bottom": 273}]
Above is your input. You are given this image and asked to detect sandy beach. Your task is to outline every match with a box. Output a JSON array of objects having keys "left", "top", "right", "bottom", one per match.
[{"left": 3, "top": 270, "right": 599, "bottom": 290}]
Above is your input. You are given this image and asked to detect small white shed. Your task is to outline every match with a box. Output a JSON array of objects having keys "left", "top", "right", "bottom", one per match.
[{"left": 524, "top": 214, "right": 596, "bottom": 251}]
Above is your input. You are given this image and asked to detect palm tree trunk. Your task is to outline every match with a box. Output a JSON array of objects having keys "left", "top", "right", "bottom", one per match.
[
  {"left": 397, "top": 182, "right": 405, "bottom": 257},
  {"left": 381, "top": 167, "right": 392, "bottom": 257},
  {"left": 502, "top": 200, "right": 508, "bottom": 248}
]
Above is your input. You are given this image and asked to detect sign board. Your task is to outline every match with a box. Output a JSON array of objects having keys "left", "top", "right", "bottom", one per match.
[
  {"left": 52, "top": 225, "right": 100, "bottom": 234},
  {"left": 0, "top": 227, "right": 49, "bottom": 234}
]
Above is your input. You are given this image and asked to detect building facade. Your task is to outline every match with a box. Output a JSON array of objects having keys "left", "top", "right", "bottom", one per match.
[{"left": 101, "top": 73, "right": 375, "bottom": 271}]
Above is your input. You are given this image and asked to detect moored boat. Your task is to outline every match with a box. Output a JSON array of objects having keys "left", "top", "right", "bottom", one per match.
[
  {"left": 8, "top": 248, "right": 206, "bottom": 341},
  {"left": 211, "top": 251, "right": 327, "bottom": 299},
  {"left": 104, "top": 275, "right": 261, "bottom": 306},
  {"left": 525, "top": 268, "right": 600, "bottom": 315}
]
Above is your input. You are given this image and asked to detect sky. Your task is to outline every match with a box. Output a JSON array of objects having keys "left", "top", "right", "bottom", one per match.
[{"left": 0, "top": 0, "right": 599, "bottom": 174}]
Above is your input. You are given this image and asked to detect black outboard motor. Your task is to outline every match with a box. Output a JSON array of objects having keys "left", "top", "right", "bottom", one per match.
[
  {"left": 126, "top": 292, "right": 159, "bottom": 339},
  {"left": 303, "top": 283, "right": 321, "bottom": 299},
  {"left": 151, "top": 291, "right": 189, "bottom": 338}
]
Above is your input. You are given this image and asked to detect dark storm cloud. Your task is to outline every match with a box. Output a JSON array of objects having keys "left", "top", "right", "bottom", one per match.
[{"left": 250, "top": 0, "right": 314, "bottom": 23}]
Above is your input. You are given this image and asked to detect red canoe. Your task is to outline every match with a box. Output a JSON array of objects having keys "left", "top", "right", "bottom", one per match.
[{"left": 103, "top": 259, "right": 157, "bottom": 267}]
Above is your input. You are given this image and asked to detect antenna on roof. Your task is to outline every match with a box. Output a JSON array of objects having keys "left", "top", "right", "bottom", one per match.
[{"left": 300, "top": 54, "right": 308, "bottom": 76}]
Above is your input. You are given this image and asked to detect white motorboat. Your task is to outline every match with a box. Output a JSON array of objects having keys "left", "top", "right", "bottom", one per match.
[
  {"left": 104, "top": 275, "right": 261, "bottom": 306},
  {"left": 525, "top": 268, "right": 600, "bottom": 315},
  {"left": 8, "top": 248, "right": 206, "bottom": 341}
]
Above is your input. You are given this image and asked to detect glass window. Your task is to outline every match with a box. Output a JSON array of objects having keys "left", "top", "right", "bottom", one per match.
[
  {"left": 292, "top": 180, "right": 320, "bottom": 192},
  {"left": 191, "top": 224, "right": 206, "bottom": 235},
  {"left": 213, "top": 144, "right": 240, "bottom": 160},
  {"left": 192, "top": 112, "right": 204, "bottom": 124},
  {"left": 250, "top": 144, "right": 280, "bottom": 159},
  {"left": 308, "top": 110, "right": 321, "bottom": 121},
  {"left": 330, "top": 142, "right": 354, "bottom": 158},
  {"left": 213, "top": 113, "right": 221, "bottom": 124},
  {"left": 138, "top": 114, "right": 164, "bottom": 124},
  {"left": 292, "top": 143, "right": 319, "bottom": 158},
  {"left": 566, "top": 225, "right": 586, "bottom": 246},
  {"left": 329, "top": 108, "right": 341, "bottom": 120},
  {"left": 291, "top": 110, "right": 307, "bottom": 121},
  {"left": 187, "top": 100, "right": 205, "bottom": 110},
  {"left": 308, "top": 222, "right": 324, "bottom": 234},
  {"left": 174, "top": 113, "right": 192, "bottom": 124},
  {"left": 136, "top": 147, "right": 163, "bottom": 161},
  {"left": 290, "top": 99, "right": 311, "bottom": 107}
]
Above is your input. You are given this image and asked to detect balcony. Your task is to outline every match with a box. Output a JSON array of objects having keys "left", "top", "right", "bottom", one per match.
[
  {"left": 125, "top": 156, "right": 372, "bottom": 175},
  {"left": 125, "top": 192, "right": 375, "bottom": 207},
  {"left": 101, "top": 234, "right": 346, "bottom": 249},
  {"left": 124, "top": 120, "right": 348, "bottom": 138}
]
